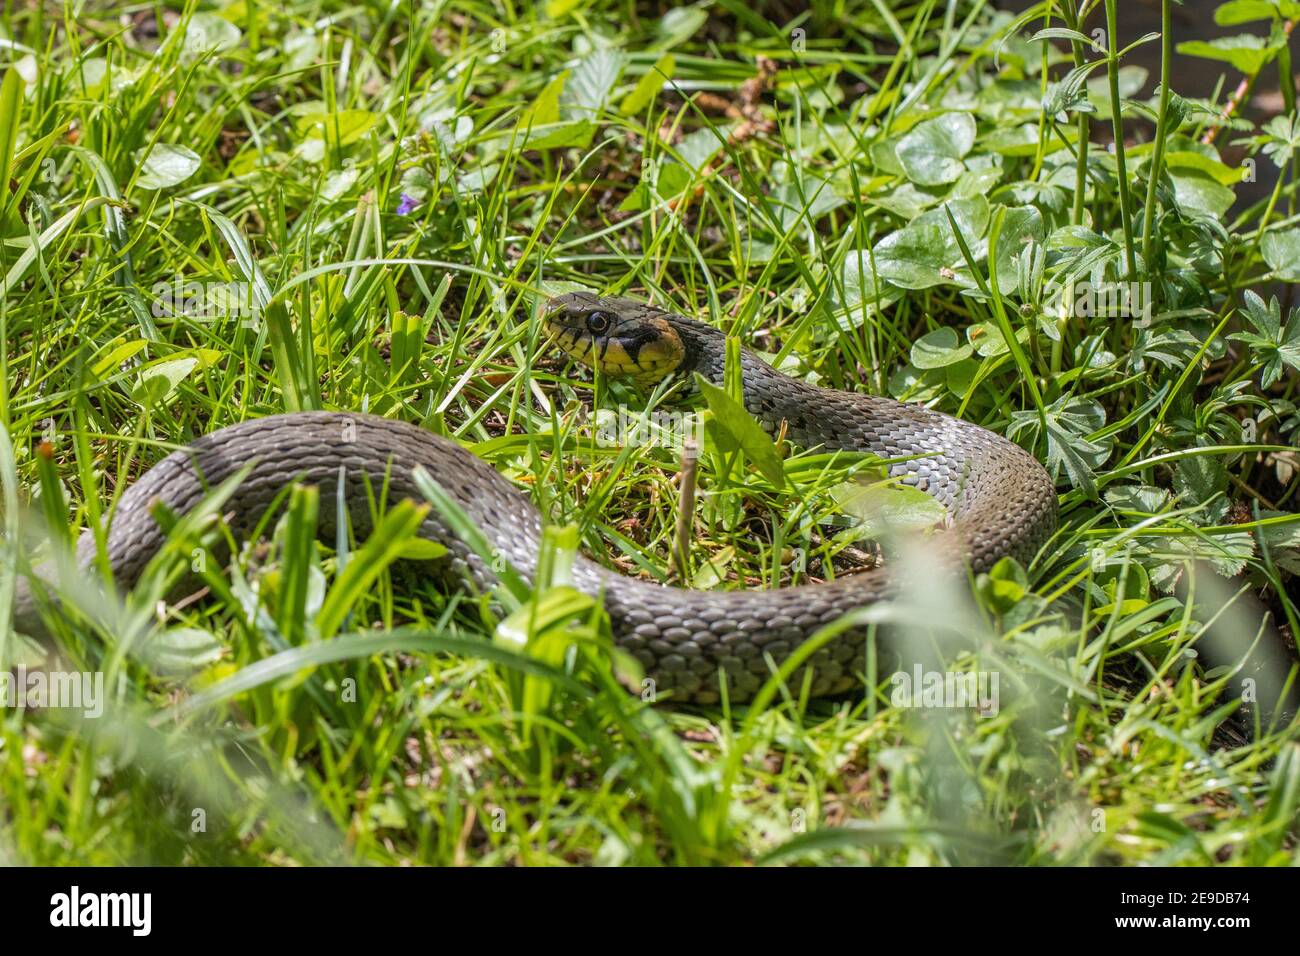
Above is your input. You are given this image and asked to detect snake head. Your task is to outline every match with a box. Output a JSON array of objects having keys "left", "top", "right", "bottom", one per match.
[{"left": 543, "top": 292, "right": 686, "bottom": 385}]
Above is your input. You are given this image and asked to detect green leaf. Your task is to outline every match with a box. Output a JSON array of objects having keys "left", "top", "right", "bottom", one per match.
[
  {"left": 1169, "top": 168, "right": 1236, "bottom": 219},
  {"left": 872, "top": 197, "right": 989, "bottom": 289},
  {"left": 894, "top": 112, "right": 977, "bottom": 186},
  {"left": 981, "top": 123, "right": 1040, "bottom": 157},
  {"left": 696, "top": 374, "right": 787, "bottom": 488},
  {"left": 657, "top": 7, "right": 707, "bottom": 47},
  {"left": 1173, "top": 451, "right": 1228, "bottom": 508},
  {"left": 560, "top": 48, "right": 624, "bottom": 119},
  {"left": 1176, "top": 35, "right": 1278, "bottom": 76},
  {"left": 1028, "top": 27, "right": 1093, "bottom": 46},
  {"left": 677, "top": 125, "right": 729, "bottom": 171},
  {"left": 1008, "top": 396, "right": 1110, "bottom": 497},
  {"left": 911, "top": 327, "right": 973, "bottom": 369},
  {"left": 1214, "top": 1, "right": 1287, "bottom": 26},
  {"left": 1241, "top": 289, "right": 1281, "bottom": 337},
  {"left": 874, "top": 222, "right": 950, "bottom": 288},
  {"left": 133, "top": 355, "right": 206, "bottom": 406},
  {"left": 1261, "top": 228, "right": 1300, "bottom": 280},
  {"left": 316, "top": 499, "right": 431, "bottom": 638},
  {"left": 619, "top": 53, "right": 674, "bottom": 115},
  {"left": 135, "top": 143, "right": 201, "bottom": 190},
  {"left": 1163, "top": 149, "right": 1244, "bottom": 185},
  {"left": 182, "top": 12, "right": 242, "bottom": 57},
  {"left": 831, "top": 481, "right": 947, "bottom": 540},
  {"left": 524, "top": 119, "right": 597, "bottom": 150},
  {"left": 142, "top": 627, "right": 225, "bottom": 675},
  {"left": 993, "top": 205, "right": 1045, "bottom": 295},
  {"left": 529, "top": 73, "right": 565, "bottom": 125},
  {"left": 0, "top": 68, "right": 23, "bottom": 224},
  {"left": 978, "top": 556, "right": 1029, "bottom": 612}
]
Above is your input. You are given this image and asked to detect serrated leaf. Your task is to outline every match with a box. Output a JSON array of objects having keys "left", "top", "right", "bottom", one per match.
[
  {"left": 1173, "top": 452, "right": 1228, "bottom": 508},
  {"left": 1261, "top": 227, "right": 1300, "bottom": 281},
  {"left": 560, "top": 48, "right": 624, "bottom": 119}
]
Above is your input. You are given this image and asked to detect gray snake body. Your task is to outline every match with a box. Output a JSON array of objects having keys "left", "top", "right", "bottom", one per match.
[{"left": 14, "top": 295, "right": 1058, "bottom": 703}]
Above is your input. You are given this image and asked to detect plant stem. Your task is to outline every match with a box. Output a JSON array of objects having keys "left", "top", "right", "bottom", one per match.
[
  {"left": 672, "top": 441, "right": 699, "bottom": 582},
  {"left": 1062, "top": 1, "right": 1090, "bottom": 226},
  {"left": 1104, "top": 0, "right": 1138, "bottom": 278},
  {"left": 1140, "top": 0, "right": 1171, "bottom": 272}
]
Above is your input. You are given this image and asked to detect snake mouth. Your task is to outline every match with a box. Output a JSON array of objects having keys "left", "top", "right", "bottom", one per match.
[{"left": 543, "top": 292, "right": 686, "bottom": 384}]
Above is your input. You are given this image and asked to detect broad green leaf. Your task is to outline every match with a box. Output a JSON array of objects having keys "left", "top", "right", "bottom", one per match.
[
  {"left": 133, "top": 353, "right": 219, "bottom": 405},
  {"left": 183, "top": 12, "right": 242, "bottom": 57},
  {"left": 136, "top": 143, "right": 201, "bottom": 190},
  {"left": 895, "top": 112, "right": 976, "bottom": 186},
  {"left": 832, "top": 481, "right": 947, "bottom": 541},
  {"left": 1169, "top": 168, "right": 1235, "bottom": 219},
  {"left": 658, "top": 8, "right": 707, "bottom": 47},
  {"left": 872, "top": 196, "right": 989, "bottom": 289},
  {"left": 1164, "top": 150, "right": 1243, "bottom": 185},
  {"left": 981, "top": 123, "right": 1040, "bottom": 157},
  {"left": 1173, "top": 450, "right": 1228, "bottom": 510},
  {"left": 297, "top": 109, "right": 378, "bottom": 147},
  {"left": 911, "top": 327, "right": 973, "bottom": 369},
  {"left": 874, "top": 222, "right": 953, "bottom": 289}
]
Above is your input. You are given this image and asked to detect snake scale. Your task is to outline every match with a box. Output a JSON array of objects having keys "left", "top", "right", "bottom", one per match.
[{"left": 14, "top": 293, "right": 1058, "bottom": 703}]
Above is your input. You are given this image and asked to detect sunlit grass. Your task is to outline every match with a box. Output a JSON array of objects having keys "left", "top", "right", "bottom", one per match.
[{"left": 0, "top": 0, "right": 1297, "bottom": 865}]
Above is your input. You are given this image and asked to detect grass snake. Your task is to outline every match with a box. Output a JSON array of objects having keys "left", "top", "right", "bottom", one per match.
[{"left": 14, "top": 293, "right": 1058, "bottom": 704}]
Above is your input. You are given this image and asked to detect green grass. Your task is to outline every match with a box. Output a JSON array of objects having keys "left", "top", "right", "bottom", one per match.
[{"left": 1, "top": 0, "right": 1299, "bottom": 866}]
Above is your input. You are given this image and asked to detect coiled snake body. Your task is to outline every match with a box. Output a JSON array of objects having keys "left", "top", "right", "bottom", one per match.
[{"left": 15, "top": 294, "right": 1057, "bottom": 703}]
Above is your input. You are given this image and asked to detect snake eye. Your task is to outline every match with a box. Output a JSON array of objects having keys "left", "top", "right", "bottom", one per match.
[{"left": 585, "top": 311, "right": 611, "bottom": 335}]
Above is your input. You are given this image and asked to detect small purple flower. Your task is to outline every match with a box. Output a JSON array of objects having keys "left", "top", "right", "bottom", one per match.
[{"left": 396, "top": 193, "right": 419, "bottom": 215}]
